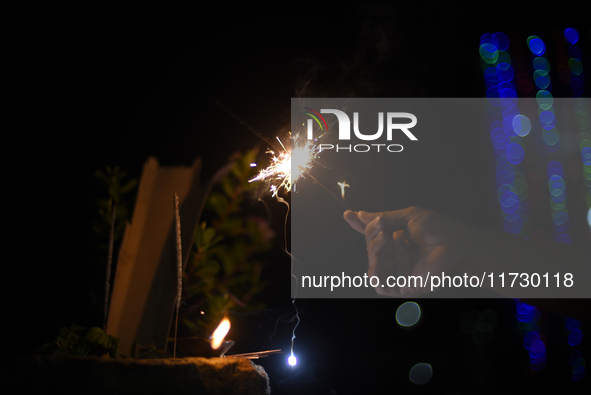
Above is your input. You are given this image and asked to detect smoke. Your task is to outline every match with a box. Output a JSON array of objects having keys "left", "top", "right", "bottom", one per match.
[{"left": 290, "top": 3, "right": 429, "bottom": 99}]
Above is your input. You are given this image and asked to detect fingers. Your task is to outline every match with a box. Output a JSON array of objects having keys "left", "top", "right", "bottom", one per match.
[
  {"left": 346, "top": 207, "right": 415, "bottom": 236},
  {"left": 367, "top": 231, "right": 399, "bottom": 297},
  {"left": 365, "top": 216, "right": 383, "bottom": 251},
  {"left": 357, "top": 211, "right": 381, "bottom": 225},
  {"left": 359, "top": 208, "right": 413, "bottom": 235},
  {"left": 343, "top": 210, "right": 366, "bottom": 234},
  {"left": 367, "top": 229, "right": 416, "bottom": 297}
]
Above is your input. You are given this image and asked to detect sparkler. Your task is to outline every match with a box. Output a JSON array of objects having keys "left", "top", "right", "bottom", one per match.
[
  {"left": 249, "top": 134, "right": 352, "bottom": 210},
  {"left": 218, "top": 102, "right": 351, "bottom": 367},
  {"left": 248, "top": 134, "right": 316, "bottom": 197},
  {"left": 247, "top": 134, "right": 353, "bottom": 368}
]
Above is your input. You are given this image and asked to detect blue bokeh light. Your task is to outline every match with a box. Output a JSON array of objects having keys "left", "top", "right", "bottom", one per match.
[
  {"left": 564, "top": 28, "right": 579, "bottom": 45},
  {"left": 568, "top": 329, "right": 583, "bottom": 346},
  {"left": 492, "top": 32, "right": 510, "bottom": 51},
  {"left": 506, "top": 143, "right": 525, "bottom": 165},
  {"left": 555, "top": 233, "right": 572, "bottom": 244},
  {"left": 491, "top": 128, "right": 510, "bottom": 149},
  {"left": 548, "top": 175, "right": 565, "bottom": 196},
  {"left": 547, "top": 161, "right": 564, "bottom": 177},
  {"left": 568, "top": 45, "right": 583, "bottom": 61},
  {"left": 527, "top": 36, "right": 546, "bottom": 56},
  {"left": 566, "top": 318, "right": 581, "bottom": 330},
  {"left": 572, "top": 365, "right": 585, "bottom": 381},
  {"left": 501, "top": 191, "right": 520, "bottom": 213}
]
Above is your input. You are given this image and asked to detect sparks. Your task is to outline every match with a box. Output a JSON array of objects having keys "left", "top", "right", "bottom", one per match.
[{"left": 249, "top": 134, "right": 317, "bottom": 197}]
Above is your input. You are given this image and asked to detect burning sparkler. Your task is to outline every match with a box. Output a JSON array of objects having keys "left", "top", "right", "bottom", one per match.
[
  {"left": 248, "top": 133, "right": 352, "bottom": 211},
  {"left": 220, "top": 105, "right": 354, "bottom": 368},
  {"left": 248, "top": 134, "right": 317, "bottom": 197}
]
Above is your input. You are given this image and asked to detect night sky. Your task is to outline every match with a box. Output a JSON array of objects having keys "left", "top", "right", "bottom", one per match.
[{"left": 10, "top": 3, "right": 590, "bottom": 394}]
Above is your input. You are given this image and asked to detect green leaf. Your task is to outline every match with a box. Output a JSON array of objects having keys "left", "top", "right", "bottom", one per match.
[
  {"left": 107, "top": 335, "right": 120, "bottom": 358},
  {"left": 120, "top": 179, "right": 138, "bottom": 194},
  {"left": 85, "top": 327, "right": 120, "bottom": 358},
  {"left": 69, "top": 324, "right": 83, "bottom": 333},
  {"left": 220, "top": 177, "right": 236, "bottom": 198},
  {"left": 208, "top": 235, "right": 224, "bottom": 248},
  {"left": 201, "top": 227, "right": 216, "bottom": 246},
  {"left": 218, "top": 217, "right": 243, "bottom": 233},
  {"left": 67, "top": 333, "right": 79, "bottom": 345},
  {"left": 207, "top": 192, "right": 229, "bottom": 217},
  {"left": 86, "top": 327, "right": 110, "bottom": 347},
  {"left": 94, "top": 170, "right": 109, "bottom": 184}
]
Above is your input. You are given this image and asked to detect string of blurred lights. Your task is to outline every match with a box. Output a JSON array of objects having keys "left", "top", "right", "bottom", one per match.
[
  {"left": 481, "top": 31, "right": 545, "bottom": 373},
  {"left": 485, "top": 28, "right": 590, "bottom": 381},
  {"left": 481, "top": 32, "right": 533, "bottom": 237},
  {"left": 555, "top": 27, "right": 588, "bottom": 382},
  {"left": 559, "top": 28, "right": 591, "bottom": 230},
  {"left": 527, "top": 34, "right": 572, "bottom": 243}
]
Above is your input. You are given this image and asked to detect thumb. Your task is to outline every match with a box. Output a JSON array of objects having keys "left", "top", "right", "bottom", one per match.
[
  {"left": 343, "top": 210, "right": 366, "bottom": 234},
  {"left": 357, "top": 211, "right": 381, "bottom": 225}
]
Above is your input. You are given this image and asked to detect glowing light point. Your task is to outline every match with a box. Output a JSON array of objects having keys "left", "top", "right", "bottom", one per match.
[
  {"left": 288, "top": 354, "right": 297, "bottom": 366},
  {"left": 250, "top": 163, "right": 257, "bottom": 167},
  {"left": 249, "top": 134, "right": 317, "bottom": 197},
  {"left": 337, "top": 181, "right": 350, "bottom": 200}
]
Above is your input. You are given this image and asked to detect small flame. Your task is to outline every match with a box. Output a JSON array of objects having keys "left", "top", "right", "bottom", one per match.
[
  {"left": 337, "top": 181, "right": 350, "bottom": 200},
  {"left": 211, "top": 317, "right": 231, "bottom": 350}
]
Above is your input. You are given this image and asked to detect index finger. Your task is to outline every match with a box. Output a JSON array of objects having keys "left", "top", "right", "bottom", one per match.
[{"left": 360, "top": 208, "right": 411, "bottom": 233}]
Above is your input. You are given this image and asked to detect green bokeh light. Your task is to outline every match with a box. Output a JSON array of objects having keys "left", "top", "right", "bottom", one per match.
[
  {"left": 396, "top": 301, "right": 421, "bottom": 327},
  {"left": 533, "top": 57, "right": 550, "bottom": 74},
  {"left": 536, "top": 90, "right": 553, "bottom": 110},
  {"left": 568, "top": 58, "right": 583, "bottom": 76},
  {"left": 479, "top": 43, "right": 498, "bottom": 64}
]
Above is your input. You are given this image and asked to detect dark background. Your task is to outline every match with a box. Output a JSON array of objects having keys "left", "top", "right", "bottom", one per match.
[{"left": 9, "top": 3, "right": 590, "bottom": 393}]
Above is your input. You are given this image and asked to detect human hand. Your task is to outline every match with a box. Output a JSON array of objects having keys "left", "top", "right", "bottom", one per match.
[{"left": 343, "top": 207, "right": 468, "bottom": 297}]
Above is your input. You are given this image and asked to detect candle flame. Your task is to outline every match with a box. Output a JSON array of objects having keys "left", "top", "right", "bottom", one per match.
[{"left": 211, "top": 317, "right": 231, "bottom": 350}]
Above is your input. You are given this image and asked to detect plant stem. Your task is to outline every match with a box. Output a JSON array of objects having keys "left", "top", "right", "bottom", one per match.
[
  {"left": 104, "top": 201, "right": 116, "bottom": 332},
  {"left": 174, "top": 193, "right": 183, "bottom": 358}
]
